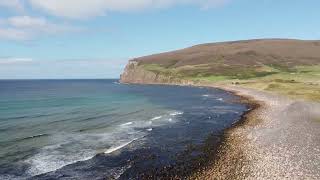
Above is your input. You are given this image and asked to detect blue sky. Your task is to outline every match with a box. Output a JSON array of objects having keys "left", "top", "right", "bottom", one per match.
[{"left": 0, "top": 0, "right": 319, "bottom": 79}]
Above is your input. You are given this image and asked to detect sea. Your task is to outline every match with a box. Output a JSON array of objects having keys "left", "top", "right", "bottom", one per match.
[{"left": 0, "top": 79, "right": 248, "bottom": 179}]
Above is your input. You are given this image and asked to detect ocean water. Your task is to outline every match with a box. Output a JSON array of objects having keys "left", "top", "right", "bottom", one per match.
[{"left": 0, "top": 79, "right": 248, "bottom": 179}]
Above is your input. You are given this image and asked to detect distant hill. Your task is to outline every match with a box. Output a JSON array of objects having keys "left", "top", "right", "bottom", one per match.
[
  {"left": 134, "top": 39, "right": 320, "bottom": 75},
  {"left": 121, "top": 39, "right": 320, "bottom": 86},
  {"left": 136, "top": 39, "right": 320, "bottom": 67}
]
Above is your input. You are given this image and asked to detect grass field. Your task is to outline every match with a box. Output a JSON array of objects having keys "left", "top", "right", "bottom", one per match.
[
  {"left": 233, "top": 65, "right": 320, "bottom": 101},
  {"left": 141, "top": 64, "right": 320, "bottom": 101}
]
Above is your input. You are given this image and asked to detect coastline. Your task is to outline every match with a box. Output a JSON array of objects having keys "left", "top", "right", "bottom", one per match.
[
  {"left": 192, "top": 83, "right": 320, "bottom": 179},
  {"left": 121, "top": 80, "right": 320, "bottom": 179},
  {"left": 120, "top": 81, "right": 262, "bottom": 178},
  {"left": 190, "top": 84, "right": 265, "bottom": 179},
  {"left": 191, "top": 87, "right": 261, "bottom": 179},
  {"left": 117, "top": 83, "right": 252, "bottom": 179}
]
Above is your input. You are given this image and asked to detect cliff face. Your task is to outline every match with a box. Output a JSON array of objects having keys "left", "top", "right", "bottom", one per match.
[
  {"left": 120, "top": 61, "right": 193, "bottom": 85},
  {"left": 120, "top": 61, "right": 156, "bottom": 84}
]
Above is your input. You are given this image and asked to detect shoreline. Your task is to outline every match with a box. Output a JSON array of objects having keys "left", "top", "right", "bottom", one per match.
[
  {"left": 121, "top": 82, "right": 263, "bottom": 178},
  {"left": 193, "top": 83, "right": 320, "bottom": 179},
  {"left": 190, "top": 84, "right": 266, "bottom": 179},
  {"left": 119, "top": 83, "right": 253, "bottom": 179},
  {"left": 191, "top": 87, "right": 262, "bottom": 179},
  {"left": 122, "top": 81, "right": 320, "bottom": 179}
]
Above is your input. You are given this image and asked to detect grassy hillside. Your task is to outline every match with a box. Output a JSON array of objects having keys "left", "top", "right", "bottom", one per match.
[{"left": 134, "top": 39, "right": 320, "bottom": 101}]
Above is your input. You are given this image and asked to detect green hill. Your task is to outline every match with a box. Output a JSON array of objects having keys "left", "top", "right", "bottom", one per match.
[{"left": 121, "top": 39, "right": 320, "bottom": 101}]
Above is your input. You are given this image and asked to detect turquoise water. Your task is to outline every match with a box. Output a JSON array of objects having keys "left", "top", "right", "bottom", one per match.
[{"left": 0, "top": 80, "right": 248, "bottom": 179}]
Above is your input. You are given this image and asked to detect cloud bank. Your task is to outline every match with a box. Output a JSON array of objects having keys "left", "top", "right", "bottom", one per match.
[
  {"left": 29, "top": 0, "right": 229, "bottom": 19},
  {"left": 0, "top": 16, "right": 81, "bottom": 40},
  {"left": 0, "top": 0, "right": 229, "bottom": 40},
  {"left": 0, "top": 0, "right": 24, "bottom": 12}
]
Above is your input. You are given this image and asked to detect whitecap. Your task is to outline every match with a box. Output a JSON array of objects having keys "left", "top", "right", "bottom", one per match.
[
  {"left": 24, "top": 129, "right": 145, "bottom": 176},
  {"left": 169, "top": 111, "right": 184, "bottom": 116},
  {"left": 202, "top": 94, "right": 209, "bottom": 97},
  {"left": 25, "top": 143, "right": 95, "bottom": 176},
  {"left": 104, "top": 138, "right": 138, "bottom": 154},
  {"left": 146, "top": 128, "right": 153, "bottom": 132},
  {"left": 151, "top": 116, "right": 162, "bottom": 121},
  {"left": 120, "top": 122, "right": 133, "bottom": 126}
]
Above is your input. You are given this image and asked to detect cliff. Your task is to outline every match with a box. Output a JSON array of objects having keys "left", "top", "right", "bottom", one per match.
[{"left": 120, "top": 60, "right": 194, "bottom": 85}]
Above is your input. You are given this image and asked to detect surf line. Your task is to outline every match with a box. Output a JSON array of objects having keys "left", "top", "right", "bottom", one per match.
[{"left": 104, "top": 138, "right": 138, "bottom": 154}]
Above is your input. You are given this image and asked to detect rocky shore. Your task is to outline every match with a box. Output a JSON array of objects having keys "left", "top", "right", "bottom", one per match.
[
  {"left": 120, "top": 62, "right": 320, "bottom": 179},
  {"left": 192, "top": 84, "right": 320, "bottom": 179}
]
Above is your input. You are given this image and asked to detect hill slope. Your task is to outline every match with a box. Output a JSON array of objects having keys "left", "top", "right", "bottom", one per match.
[
  {"left": 120, "top": 39, "right": 320, "bottom": 101},
  {"left": 137, "top": 39, "right": 320, "bottom": 67}
]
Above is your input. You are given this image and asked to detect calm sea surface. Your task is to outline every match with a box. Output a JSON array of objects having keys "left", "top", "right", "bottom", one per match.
[{"left": 0, "top": 79, "right": 248, "bottom": 179}]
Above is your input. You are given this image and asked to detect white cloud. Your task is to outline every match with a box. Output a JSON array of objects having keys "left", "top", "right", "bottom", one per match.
[
  {"left": 0, "top": 1, "right": 229, "bottom": 40},
  {"left": 0, "top": 57, "right": 33, "bottom": 64},
  {"left": 0, "top": 16, "right": 81, "bottom": 40},
  {"left": 0, "top": 0, "right": 24, "bottom": 12},
  {"left": 28, "top": 0, "right": 229, "bottom": 19},
  {"left": 8, "top": 16, "right": 47, "bottom": 28},
  {"left": 7, "top": 16, "right": 79, "bottom": 33},
  {"left": 0, "top": 28, "right": 31, "bottom": 40}
]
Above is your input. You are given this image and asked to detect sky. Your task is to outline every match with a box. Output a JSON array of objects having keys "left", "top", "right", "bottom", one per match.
[{"left": 0, "top": 0, "right": 319, "bottom": 79}]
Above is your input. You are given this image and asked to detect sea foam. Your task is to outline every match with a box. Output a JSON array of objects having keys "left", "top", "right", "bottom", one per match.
[
  {"left": 121, "top": 122, "right": 133, "bottom": 126},
  {"left": 105, "top": 138, "right": 138, "bottom": 154},
  {"left": 169, "top": 111, "right": 184, "bottom": 116},
  {"left": 151, "top": 116, "right": 162, "bottom": 121}
]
